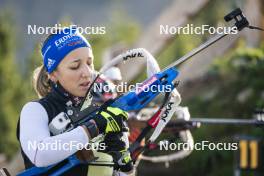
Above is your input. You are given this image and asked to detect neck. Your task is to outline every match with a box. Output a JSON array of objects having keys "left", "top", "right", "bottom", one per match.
[{"left": 51, "top": 82, "right": 84, "bottom": 107}]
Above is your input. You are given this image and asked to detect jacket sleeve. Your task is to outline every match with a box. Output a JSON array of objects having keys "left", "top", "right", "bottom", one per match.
[{"left": 19, "top": 102, "right": 89, "bottom": 167}]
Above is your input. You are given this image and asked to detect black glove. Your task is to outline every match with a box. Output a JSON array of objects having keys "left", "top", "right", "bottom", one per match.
[
  {"left": 103, "top": 133, "right": 133, "bottom": 173},
  {"left": 109, "top": 149, "right": 133, "bottom": 173},
  {"left": 103, "top": 133, "right": 126, "bottom": 152},
  {"left": 83, "top": 104, "right": 128, "bottom": 139},
  {"left": 93, "top": 106, "right": 128, "bottom": 134}
]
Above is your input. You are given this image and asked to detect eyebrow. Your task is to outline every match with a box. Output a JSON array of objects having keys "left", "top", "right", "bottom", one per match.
[
  {"left": 72, "top": 59, "right": 81, "bottom": 63},
  {"left": 71, "top": 57, "right": 92, "bottom": 63}
]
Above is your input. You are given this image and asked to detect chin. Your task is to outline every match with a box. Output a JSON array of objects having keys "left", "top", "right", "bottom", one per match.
[{"left": 78, "top": 91, "right": 87, "bottom": 97}]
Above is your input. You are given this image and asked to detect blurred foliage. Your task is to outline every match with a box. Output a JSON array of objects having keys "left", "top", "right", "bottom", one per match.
[
  {"left": 88, "top": 12, "right": 140, "bottom": 70},
  {"left": 0, "top": 13, "right": 32, "bottom": 158},
  {"left": 177, "top": 42, "right": 264, "bottom": 176},
  {"left": 134, "top": 0, "right": 233, "bottom": 83},
  {"left": 186, "top": 41, "right": 264, "bottom": 118}
]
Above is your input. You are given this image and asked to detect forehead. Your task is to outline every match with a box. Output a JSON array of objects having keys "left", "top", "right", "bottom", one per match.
[{"left": 62, "top": 47, "right": 93, "bottom": 64}]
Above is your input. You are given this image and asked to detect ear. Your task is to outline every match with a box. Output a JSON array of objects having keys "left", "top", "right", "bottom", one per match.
[{"left": 48, "top": 72, "right": 58, "bottom": 83}]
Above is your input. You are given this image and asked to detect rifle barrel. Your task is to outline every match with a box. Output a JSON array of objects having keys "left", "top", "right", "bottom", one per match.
[
  {"left": 170, "top": 118, "right": 264, "bottom": 126},
  {"left": 162, "top": 33, "right": 228, "bottom": 71}
]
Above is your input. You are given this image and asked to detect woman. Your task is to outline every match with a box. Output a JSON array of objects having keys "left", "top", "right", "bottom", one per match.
[{"left": 17, "top": 27, "right": 132, "bottom": 176}]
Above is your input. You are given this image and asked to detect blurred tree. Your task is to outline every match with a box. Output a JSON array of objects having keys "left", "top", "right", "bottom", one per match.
[
  {"left": 0, "top": 13, "right": 30, "bottom": 158},
  {"left": 89, "top": 12, "right": 140, "bottom": 71},
  {"left": 179, "top": 42, "right": 264, "bottom": 176}
]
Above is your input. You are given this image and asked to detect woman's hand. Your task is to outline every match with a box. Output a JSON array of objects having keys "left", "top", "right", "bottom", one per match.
[
  {"left": 103, "top": 133, "right": 134, "bottom": 173},
  {"left": 76, "top": 149, "right": 95, "bottom": 162},
  {"left": 93, "top": 106, "right": 128, "bottom": 134},
  {"left": 82, "top": 106, "right": 129, "bottom": 139}
]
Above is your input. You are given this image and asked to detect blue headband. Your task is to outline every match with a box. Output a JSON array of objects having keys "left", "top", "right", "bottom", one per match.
[{"left": 41, "top": 28, "right": 91, "bottom": 73}]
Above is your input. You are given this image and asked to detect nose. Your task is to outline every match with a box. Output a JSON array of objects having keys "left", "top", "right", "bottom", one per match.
[{"left": 81, "top": 65, "right": 93, "bottom": 79}]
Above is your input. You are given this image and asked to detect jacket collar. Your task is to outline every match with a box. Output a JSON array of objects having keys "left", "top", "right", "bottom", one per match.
[{"left": 49, "top": 82, "right": 84, "bottom": 107}]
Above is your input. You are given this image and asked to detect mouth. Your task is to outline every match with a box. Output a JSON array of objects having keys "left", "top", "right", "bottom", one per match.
[{"left": 79, "top": 81, "right": 90, "bottom": 89}]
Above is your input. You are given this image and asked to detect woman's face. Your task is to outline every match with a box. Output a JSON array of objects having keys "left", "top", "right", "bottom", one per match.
[{"left": 50, "top": 47, "right": 94, "bottom": 97}]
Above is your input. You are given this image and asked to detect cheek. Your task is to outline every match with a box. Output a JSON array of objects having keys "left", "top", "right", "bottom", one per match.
[{"left": 60, "top": 71, "right": 81, "bottom": 86}]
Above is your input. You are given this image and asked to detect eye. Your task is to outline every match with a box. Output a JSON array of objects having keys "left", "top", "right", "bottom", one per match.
[
  {"left": 86, "top": 57, "right": 93, "bottom": 67},
  {"left": 87, "top": 61, "right": 93, "bottom": 68},
  {"left": 70, "top": 64, "right": 80, "bottom": 70}
]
